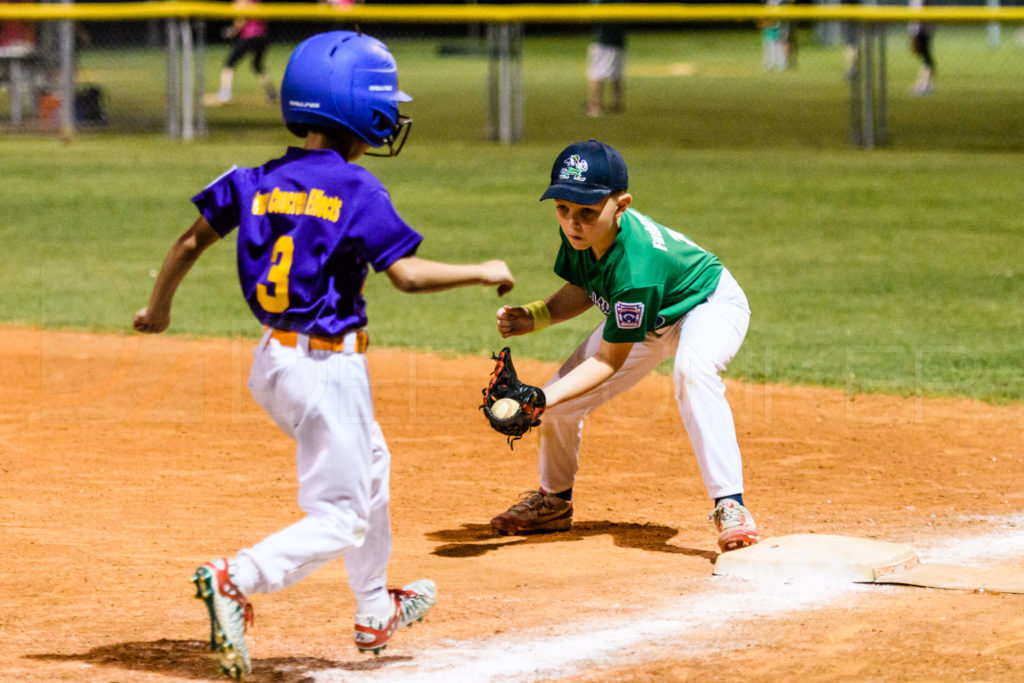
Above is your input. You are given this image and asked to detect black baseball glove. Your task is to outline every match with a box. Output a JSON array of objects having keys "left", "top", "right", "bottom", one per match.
[{"left": 480, "top": 347, "right": 546, "bottom": 447}]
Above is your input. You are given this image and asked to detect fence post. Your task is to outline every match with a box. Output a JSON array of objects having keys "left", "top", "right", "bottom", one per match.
[
  {"left": 181, "top": 19, "right": 194, "bottom": 140},
  {"left": 814, "top": 0, "right": 841, "bottom": 46},
  {"left": 876, "top": 23, "right": 887, "bottom": 146},
  {"left": 987, "top": 0, "right": 1001, "bottom": 47},
  {"left": 486, "top": 22, "right": 523, "bottom": 144},
  {"left": 861, "top": 23, "right": 875, "bottom": 149},
  {"left": 58, "top": 0, "right": 75, "bottom": 139},
  {"left": 196, "top": 19, "right": 207, "bottom": 138},
  {"left": 848, "top": 23, "right": 862, "bottom": 147},
  {"left": 166, "top": 18, "right": 180, "bottom": 138},
  {"left": 850, "top": 21, "right": 888, "bottom": 149}
]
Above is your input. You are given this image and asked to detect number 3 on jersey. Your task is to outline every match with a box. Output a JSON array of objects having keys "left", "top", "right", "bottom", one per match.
[{"left": 257, "top": 235, "right": 294, "bottom": 313}]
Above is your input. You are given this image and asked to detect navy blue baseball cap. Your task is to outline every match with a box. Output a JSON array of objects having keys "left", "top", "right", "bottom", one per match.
[{"left": 540, "top": 139, "right": 629, "bottom": 205}]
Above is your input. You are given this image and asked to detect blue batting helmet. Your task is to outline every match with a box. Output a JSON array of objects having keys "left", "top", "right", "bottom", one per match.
[{"left": 281, "top": 31, "right": 412, "bottom": 149}]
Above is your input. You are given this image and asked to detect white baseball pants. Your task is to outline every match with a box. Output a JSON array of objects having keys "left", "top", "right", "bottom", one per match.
[
  {"left": 538, "top": 268, "right": 750, "bottom": 500},
  {"left": 234, "top": 330, "right": 391, "bottom": 601}
]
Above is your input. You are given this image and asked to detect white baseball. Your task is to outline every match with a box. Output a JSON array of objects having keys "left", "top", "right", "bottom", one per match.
[{"left": 491, "top": 398, "right": 520, "bottom": 420}]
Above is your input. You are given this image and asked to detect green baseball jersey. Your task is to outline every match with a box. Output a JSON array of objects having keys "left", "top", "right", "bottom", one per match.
[{"left": 554, "top": 208, "right": 723, "bottom": 343}]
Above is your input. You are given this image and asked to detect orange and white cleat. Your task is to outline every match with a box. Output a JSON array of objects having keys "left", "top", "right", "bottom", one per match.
[
  {"left": 709, "top": 499, "right": 760, "bottom": 553},
  {"left": 354, "top": 579, "right": 437, "bottom": 655},
  {"left": 192, "top": 558, "right": 254, "bottom": 680}
]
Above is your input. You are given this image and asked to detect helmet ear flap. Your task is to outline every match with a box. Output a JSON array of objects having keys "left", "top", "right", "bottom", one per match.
[
  {"left": 370, "top": 110, "right": 396, "bottom": 142},
  {"left": 364, "top": 115, "right": 412, "bottom": 157}
]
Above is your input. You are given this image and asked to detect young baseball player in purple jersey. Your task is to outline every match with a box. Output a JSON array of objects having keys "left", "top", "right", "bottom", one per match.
[
  {"left": 490, "top": 139, "right": 759, "bottom": 554},
  {"left": 134, "top": 31, "right": 514, "bottom": 681}
]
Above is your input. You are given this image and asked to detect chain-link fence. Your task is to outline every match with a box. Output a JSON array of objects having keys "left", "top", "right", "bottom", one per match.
[{"left": 1, "top": 2, "right": 1022, "bottom": 150}]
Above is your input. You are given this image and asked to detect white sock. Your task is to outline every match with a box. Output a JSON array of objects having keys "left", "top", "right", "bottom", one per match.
[
  {"left": 356, "top": 587, "right": 393, "bottom": 619},
  {"left": 230, "top": 555, "right": 260, "bottom": 595}
]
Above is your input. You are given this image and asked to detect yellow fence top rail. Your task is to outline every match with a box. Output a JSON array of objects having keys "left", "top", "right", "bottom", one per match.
[{"left": 2, "top": 2, "right": 1024, "bottom": 24}]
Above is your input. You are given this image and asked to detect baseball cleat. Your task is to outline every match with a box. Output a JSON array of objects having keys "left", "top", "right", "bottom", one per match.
[
  {"left": 709, "top": 499, "right": 760, "bottom": 553},
  {"left": 354, "top": 579, "right": 437, "bottom": 655},
  {"left": 491, "top": 490, "right": 573, "bottom": 535},
  {"left": 192, "top": 558, "right": 254, "bottom": 681}
]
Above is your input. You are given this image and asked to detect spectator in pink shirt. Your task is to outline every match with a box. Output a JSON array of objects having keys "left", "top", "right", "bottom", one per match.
[{"left": 208, "top": 0, "right": 276, "bottom": 105}]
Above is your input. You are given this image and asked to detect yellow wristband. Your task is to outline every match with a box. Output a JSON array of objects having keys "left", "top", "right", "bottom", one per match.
[{"left": 523, "top": 300, "right": 551, "bottom": 331}]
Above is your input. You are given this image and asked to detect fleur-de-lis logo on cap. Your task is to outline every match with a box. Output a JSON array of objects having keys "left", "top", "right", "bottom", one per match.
[{"left": 558, "top": 154, "right": 588, "bottom": 182}]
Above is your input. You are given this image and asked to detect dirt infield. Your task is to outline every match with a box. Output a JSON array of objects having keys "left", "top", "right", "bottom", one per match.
[{"left": 2, "top": 325, "right": 1023, "bottom": 682}]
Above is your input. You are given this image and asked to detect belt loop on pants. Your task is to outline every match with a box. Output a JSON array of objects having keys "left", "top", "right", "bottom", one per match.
[{"left": 264, "top": 326, "right": 369, "bottom": 354}]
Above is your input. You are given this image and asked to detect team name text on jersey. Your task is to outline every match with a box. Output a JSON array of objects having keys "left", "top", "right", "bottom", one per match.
[
  {"left": 637, "top": 214, "right": 667, "bottom": 251},
  {"left": 251, "top": 187, "right": 343, "bottom": 222}
]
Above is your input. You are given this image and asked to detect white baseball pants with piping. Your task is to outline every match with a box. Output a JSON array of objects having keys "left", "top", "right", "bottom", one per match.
[
  {"left": 234, "top": 330, "right": 391, "bottom": 599},
  {"left": 538, "top": 268, "right": 750, "bottom": 501}
]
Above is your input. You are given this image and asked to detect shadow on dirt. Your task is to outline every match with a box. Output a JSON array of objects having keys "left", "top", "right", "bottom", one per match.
[
  {"left": 428, "top": 521, "right": 717, "bottom": 562},
  {"left": 25, "top": 638, "right": 410, "bottom": 682}
]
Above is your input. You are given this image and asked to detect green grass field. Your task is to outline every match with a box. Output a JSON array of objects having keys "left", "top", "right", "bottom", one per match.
[{"left": 2, "top": 28, "right": 1021, "bottom": 402}]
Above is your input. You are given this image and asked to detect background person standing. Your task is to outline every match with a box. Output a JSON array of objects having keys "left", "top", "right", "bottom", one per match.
[
  {"left": 909, "top": 0, "right": 935, "bottom": 95},
  {"left": 586, "top": 0, "right": 627, "bottom": 117},
  {"left": 208, "top": 0, "right": 277, "bottom": 105}
]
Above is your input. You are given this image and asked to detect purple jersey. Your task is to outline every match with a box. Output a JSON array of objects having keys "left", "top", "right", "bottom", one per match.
[{"left": 193, "top": 147, "right": 422, "bottom": 337}]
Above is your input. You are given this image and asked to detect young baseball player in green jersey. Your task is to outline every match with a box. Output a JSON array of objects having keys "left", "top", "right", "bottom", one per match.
[{"left": 491, "top": 139, "right": 759, "bottom": 553}]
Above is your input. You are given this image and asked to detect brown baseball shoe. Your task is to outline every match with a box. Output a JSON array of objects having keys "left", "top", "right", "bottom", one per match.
[{"left": 491, "top": 490, "right": 573, "bottom": 535}]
